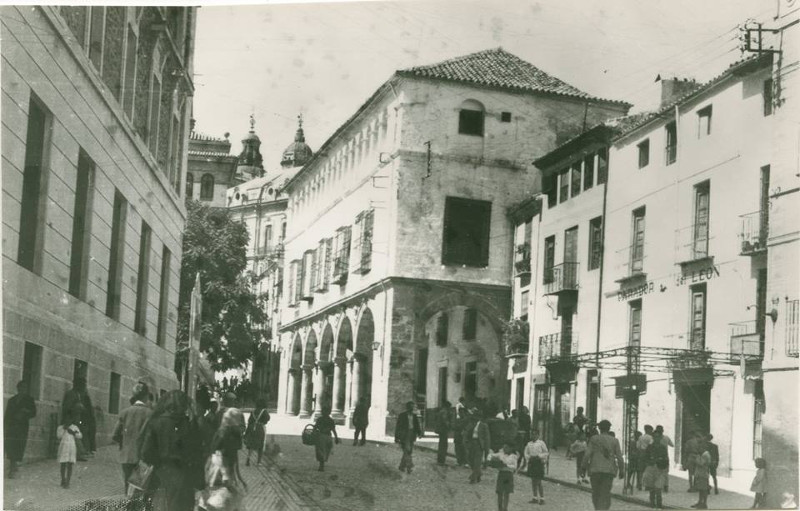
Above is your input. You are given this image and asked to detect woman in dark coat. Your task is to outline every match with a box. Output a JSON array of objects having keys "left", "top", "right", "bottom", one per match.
[
  {"left": 314, "top": 408, "right": 340, "bottom": 471},
  {"left": 4, "top": 381, "right": 36, "bottom": 478},
  {"left": 139, "top": 390, "right": 204, "bottom": 511},
  {"left": 244, "top": 398, "right": 270, "bottom": 466}
]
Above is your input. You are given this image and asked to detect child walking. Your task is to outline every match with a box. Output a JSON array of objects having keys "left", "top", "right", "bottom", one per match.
[
  {"left": 487, "top": 442, "right": 518, "bottom": 511},
  {"left": 750, "top": 458, "right": 767, "bottom": 509},
  {"left": 57, "top": 412, "right": 82, "bottom": 489},
  {"left": 523, "top": 430, "right": 549, "bottom": 505},
  {"left": 570, "top": 432, "right": 589, "bottom": 484}
]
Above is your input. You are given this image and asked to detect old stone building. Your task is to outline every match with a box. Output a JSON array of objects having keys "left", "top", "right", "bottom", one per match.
[
  {"left": 274, "top": 48, "right": 630, "bottom": 435},
  {"left": 2, "top": 6, "right": 195, "bottom": 459},
  {"left": 186, "top": 129, "right": 237, "bottom": 207}
]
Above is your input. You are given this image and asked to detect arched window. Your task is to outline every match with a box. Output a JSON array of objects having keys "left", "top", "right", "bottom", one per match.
[
  {"left": 458, "top": 99, "right": 485, "bottom": 136},
  {"left": 185, "top": 172, "right": 194, "bottom": 199},
  {"left": 200, "top": 174, "right": 214, "bottom": 201}
]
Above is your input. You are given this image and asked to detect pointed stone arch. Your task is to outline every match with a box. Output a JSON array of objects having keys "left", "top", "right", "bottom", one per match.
[{"left": 285, "top": 333, "right": 303, "bottom": 415}]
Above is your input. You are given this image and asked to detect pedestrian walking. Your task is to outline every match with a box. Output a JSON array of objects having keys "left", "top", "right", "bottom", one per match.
[
  {"left": 352, "top": 397, "right": 369, "bottom": 446},
  {"left": 691, "top": 442, "right": 712, "bottom": 509},
  {"left": 626, "top": 431, "right": 642, "bottom": 491},
  {"left": 570, "top": 431, "right": 589, "bottom": 484},
  {"left": 199, "top": 408, "right": 248, "bottom": 511},
  {"left": 244, "top": 398, "right": 270, "bottom": 466},
  {"left": 654, "top": 425, "right": 673, "bottom": 492},
  {"left": 683, "top": 430, "right": 703, "bottom": 492},
  {"left": 61, "top": 377, "right": 95, "bottom": 460},
  {"left": 522, "top": 430, "right": 548, "bottom": 504},
  {"left": 453, "top": 407, "right": 468, "bottom": 466},
  {"left": 750, "top": 457, "right": 768, "bottom": 509},
  {"left": 436, "top": 401, "right": 453, "bottom": 466},
  {"left": 313, "top": 408, "right": 340, "bottom": 472},
  {"left": 705, "top": 434, "right": 719, "bottom": 495},
  {"left": 573, "top": 406, "right": 589, "bottom": 432},
  {"left": 112, "top": 382, "right": 152, "bottom": 493},
  {"left": 642, "top": 429, "right": 669, "bottom": 509},
  {"left": 57, "top": 411, "right": 82, "bottom": 489},
  {"left": 394, "top": 401, "right": 422, "bottom": 474},
  {"left": 4, "top": 380, "right": 37, "bottom": 479},
  {"left": 466, "top": 409, "right": 490, "bottom": 484},
  {"left": 487, "top": 442, "right": 518, "bottom": 511},
  {"left": 583, "top": 419, "right": 625, "bottom": 510},
  {"left": 139, "top": 390, "right": 204, "bottom": 511}
]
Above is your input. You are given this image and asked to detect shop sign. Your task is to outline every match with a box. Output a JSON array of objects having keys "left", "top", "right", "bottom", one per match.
[
  {"left": 618, "top": 281, "right": 655, "bottom": 301},
  {"left": 676, "top": 264, "right": 720, "bottom": 286}
]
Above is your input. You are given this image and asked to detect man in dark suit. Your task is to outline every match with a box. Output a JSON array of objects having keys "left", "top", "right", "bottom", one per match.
[
  {"left": 583, "top": 419, "right": 624, "bottom": 510},
  {"left": 112, "top": 382, "right": 152, "bottom": 493},
  {"left": 352, "top": 397, "right": 369, "bottom": 446},
  {"left": 465, "top": 409, "right": 491, "bottom": 483},
  {"left": 436, "top": 401, "right": 453, "bottom": 466},
  {"left": 394, "top": 401, "right": 423, "bottom": 474},
  {"left": 705, "top": 433, "right": 720, "bottom": 495}
]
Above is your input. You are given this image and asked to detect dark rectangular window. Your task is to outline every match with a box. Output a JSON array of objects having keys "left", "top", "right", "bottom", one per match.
[
  {"left": 22, "top": 342, "right": 43, "bottom": 400},
  {"left": 543, "top": 173, "right": 557, "bottom": 208},
  {"left": 287, "top": 260, "right": 299, "bottom": 306},
  {"left": 629, "top": 300, "right": 642, "bottom": 347},
  {"left": 637, "top": 139, "right": 650, "bottom": 168},
  {"left": 106, "top": 191, "right": 127, "bottom": 319},
  {"left": 18, "top": 95, "right": 51, "bottom": 273},
  {"left": 665, "top": 121, "right": 677, "bottom": 165},
  {"left": 583, "top": 154, "right": 595, "bottom": 190},
  {"left": 763, "top": 79, "right": 773, "bottom": 116},
  {"left": 693, "top": 181, "right": 710, "bottom": 259},
  {"left": 280, "top": 221, "right": 287, "bottom": 241},
  {"left": 458, "top": 109, "right": 484, "bottom": 136},
  {"left": 631, "top": 208, "right": 646, "bottom": 273},
  {"left": 597, "top": 148, "right": 608, "bottom": 184},
  {"left": 463, "top": 308, "right": 478, "bottom": 341},
  {"left": 122, "top": 26, "right": 137, "bottom": 118},
  {"left": 697, "top": 105, "right": 712, "bottom": 138},
  {"left": 442, "top": 197, "right": 491, "bottom": 267},
  {"left": 415, "top": 348, "right": 428, "bottom": 399},
  {"left": 753, "top": 380, "right": 764, "bottom": 459},
  {"left": 436, "top": 313, "right": 449, "bottom": 347},
  {"left": 69, "top": 149, "right": 95, "bottom": 300},
  {"left": 543, "top": 235, "right": 555, "bottom": 284},
  {"left": 148, "top": 74, "right": 161, "bottom": 154},
  {"left": 73, "top": 359, "right": 88, "bottom": 383},
  {"left": 689, "top": 284, "right": 706, "bottom": 350},
  {"left": 438, "top": 367, "right": 449, "bottom": 407},
  {"left": 559, "top": 169, "right": 569, "bottom": 203},
  {"left": 588, "top": 216, "right": 603, "bottom": 271},
  {"left": 571, "top": 162, "right": 581, "bottom": 198},
  {"left": 332, "top": 227, "right": 351, "bottom": 282},
  {"left": 464, "top": 361, "right": 478, "bottom": 398},
  {"left": 263, "top": 224, "right": 272, "bottom": 253},
  {"left": 88, "top": 6, "right": 105, "bottom": 70},
  {"left": 156, "top": 246, "right": 171, "bottom": 347},
  {"left": 500, "top": 112, "right": 512, "bottom": 123},
  {"left": 134, "top": 221, "right": 152, "bottom": 335},
  {"left": 108, "top": 372, "right": 121, "bottom": 414}
]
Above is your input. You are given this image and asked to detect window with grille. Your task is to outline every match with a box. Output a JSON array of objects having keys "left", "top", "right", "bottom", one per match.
[
  {"left": 588, "top": 216, "right": 603, "bottom": 271},
  {"left": 442, "top": 197, "right": 491, "bottom": 267},
  {"left": 787, "top": 299, "right": 799, "bottom": 357},
  {"left": 436, "top": 313, "right": 449, "bottom": 347},
  {"left": 352, "top": 209, "right": 374, "bottom": 274},
  {"left": 463, "top": 308, "right": 478, "bottom": 341},
  {"left": 332, "top": 227, "right": 351, "bottom": 284},
  {"left": 302, "top": 250, "right": 315, "bottom": 300}
]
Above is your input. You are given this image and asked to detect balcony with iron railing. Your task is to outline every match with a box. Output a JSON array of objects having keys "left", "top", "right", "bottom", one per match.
[
  {"left": 538, "top": 330, "right": 578, "bottom": 366},
  {"left": 503, "top": 318, "right": 530, "bottom": 358},
  {"left": 543, "top": 262, "right": 579, "bottom": 295},
  {"left": 739, "top": 210, "right": 768, "bottom": 256},
  {"left": 675, "top": 224, "right": 712, "bottom": 265},
  {"left": 514, "top": 243, "right": 532, "bottom": 276},
  {"left": 729, "top": 321, "right": 764, "bottom": 360}
]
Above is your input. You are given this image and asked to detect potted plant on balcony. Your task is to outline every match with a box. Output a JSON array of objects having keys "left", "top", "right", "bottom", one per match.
[
  {"left": 502, "top": 318, "right": 530, "bottom": 358},
  {"left": 514, "top": 243, "right": 531, "bottom": 274}
]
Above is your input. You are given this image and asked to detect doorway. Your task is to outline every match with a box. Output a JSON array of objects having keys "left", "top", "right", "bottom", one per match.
[
  {"left": 679, "top": 383, "right": 711, "bottom": 461},
  {"left": 516, "top": 378, "right": 525, "bottom": 411},
  {"left": 553, "top": 383, "right": 572, "bottom": 448}
]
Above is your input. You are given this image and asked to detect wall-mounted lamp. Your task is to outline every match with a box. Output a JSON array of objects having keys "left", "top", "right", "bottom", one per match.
[
  {"left": 372, "top": 341, "right": 382, "bottom": 351},
  {"left": 767, "top": 309, "right": 778, "bottom": 323}
]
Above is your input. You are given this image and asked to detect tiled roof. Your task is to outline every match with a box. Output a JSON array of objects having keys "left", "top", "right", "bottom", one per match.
[
  {"left": 398, "top": 48, "right": 629, "bottom": 106},
  {"left": 190, "top": 131, "right": 227, "bottom": 142},
  {"left": 188, "top": 150, "right": 236, "bottom": 159}
]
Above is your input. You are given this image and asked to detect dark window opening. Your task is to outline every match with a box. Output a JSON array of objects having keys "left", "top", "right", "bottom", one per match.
[
  {"left": 415, "top": 348, "right": 428, "bottom": 400},
  {"left": 583, "top": 154, "right": 595, "bottom": 190},
  {"left": 106, "top": 191, "right": 127, "bottom": 319},
  {"left": 543, "top": 173, "right": 557, "bottom": 208},
  {"left": 108, "top": 372, "right": 121, "bottom": 414},
  {"left": 438, "top": 367, "right": 449, "bottom": 407},
  {"left": 597, "top": 148, "right": 608, "bottom": 184},
  {"left": 156, "top": 246, "right": 171, "bottom": 347},
  {"left": 436, "top": 313, "right": 449, "bottom": 347},
  {"left": 134, "top": 221, "right": 152, "bottom": 335},
  {"left": 22, "top": 342, "right": 43, "bottom": 400},
  {"left": 18, "top": 95, "right": 51, "bottom": 273},
  {"left": 588, "top": 216, "right": 603, "bottom": 271},
  {"left": 629, "top": 300, "right": 642, "bottom": 347},
  {"left": 88, "top": 6, "right": 104, "bottom": 70},
  {"left": 200, "top": 174, "right": 214, "bottom": 201},
  {"left": 69, "top": 149, "right": 95, "bottom": 300},
  {"left": 763, "top": 79, "right": 773, "bottom": 116},
  {"left": 638, "top": 139, "right": 650, "bottom": 168},
  {"left": 665, "top": 121, "right": 677, "bottom": 165},
  {"left": 122, "top": 26, "right": 137, "bottom": 118},
  {"left": 500, "top": 112, "right": 512, "bottom": 123},
  {"left": 697, "top": 105, "right": 712, "bottom": 138},
  {"left": 544, "top": 235, "right": 555, "bottom": 284},
  {"left": 442, "top": 197, "right": 491, "bottom": 267},
  {"left": 571, "top": 162, "right": 581, "bottom": 198},
  {"left": 463, "top": 308, "right": 478, "bottom": 341},
  {"left": 559, "top": 169, "right": 569, "bottom": 203},
  {"left": 185, "top": 172, "right": 194, "bottom": 199},
  {"left": 464, "top": 361, "right": 478, "bottom": 399},
  {"left": 459, "top": 109, "right": 484, "bottom": 136}
]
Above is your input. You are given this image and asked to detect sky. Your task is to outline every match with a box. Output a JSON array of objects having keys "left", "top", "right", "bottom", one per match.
[{"left": 192, "top": 0, "right": 774, "bottom": 167}]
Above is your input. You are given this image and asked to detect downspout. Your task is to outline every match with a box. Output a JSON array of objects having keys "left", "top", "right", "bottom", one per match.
[
  {"left": 527, "top": 195, "right": 545, "bottom": 416},
  {"left": 596, "top": 147, "right": 609, "bottom": 359}
]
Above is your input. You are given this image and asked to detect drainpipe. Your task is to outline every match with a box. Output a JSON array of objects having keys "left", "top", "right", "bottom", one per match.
[{"left": 528, "top": 194, "right": 547, "bottom": 415}]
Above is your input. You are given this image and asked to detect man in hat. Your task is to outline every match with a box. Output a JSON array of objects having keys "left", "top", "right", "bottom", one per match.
[
  {"left": 394, "top": 401, "right": 423, "bottom": 474},
  {"left": 583, "top": 419, "right": 624, "bottom": 510},
  {"left": 4, "top": 381, "right": 37, "bottom": 478},
  {"left": 112, "top": 382, "right": 152, "bottom": 493}
]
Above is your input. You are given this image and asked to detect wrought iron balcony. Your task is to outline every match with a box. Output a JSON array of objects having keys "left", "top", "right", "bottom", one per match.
[
  {"left": 739, "top": 210, "right": 768, "bottom": 256},
  {"left": 543, "top": 262, "right": 579, "bottom": 295},
  {"left": 729, "top": 321, "right": 763, "bottom": 360},
  {"left": 675, "top": 224, "right": 711, "bottom": 265},
  {"left": 538, "top": 331, "right": 578, "bottom": 366},
  {"left": 331, "top": 256, "right": 349, "bottom": 285},
  {"left": 503, "top": 318, "right": 530, "bottom": 358},
  {"left": 514, "top": 244, "right": 532, "bottom": 276}
]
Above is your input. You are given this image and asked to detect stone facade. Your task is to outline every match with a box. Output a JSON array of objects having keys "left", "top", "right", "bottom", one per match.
[
  {"left": 2, "top": 6, "right": 195, "bottom": 460},
  {"left": 187, "top": 131, "right": 237, "bottom": 208}
]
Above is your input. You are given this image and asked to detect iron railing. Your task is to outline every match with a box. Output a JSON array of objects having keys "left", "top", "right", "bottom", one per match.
[
  {"left": 538, "top": 330, "right": 578, "bottom": 365},
  {"left": 515, "top": 244, "right": 532, "bottom": 276},
  {"left": 739, "top": 210, "right": 768, "bottom": 255},
  {"left": 729, "top": 321, "right": 763, "bottom": 359},
  {"left": 544, "top": 262, "right": 579, "bottom": 294}
]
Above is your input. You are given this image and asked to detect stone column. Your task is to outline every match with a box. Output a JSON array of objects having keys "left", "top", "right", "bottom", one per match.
[
  {"left": 350, "top": 353, "right": 363, "bottom": 414},
  {"left": 332, "top": 357, "right": 346, "bottom": 419},
  {"left": 298, "top": 365, "right": 313, "bottom": 418},
  {"left": 311, "top": 364, "right": 324, "bottom": 417},
  {"left": 285, "top": 368, "right": 298, "bottom": 415}
]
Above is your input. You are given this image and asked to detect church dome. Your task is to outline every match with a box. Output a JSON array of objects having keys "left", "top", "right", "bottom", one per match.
[
  {"left": 280, "top": 114, "right": 313, "bottom": 168},
  {"left": 238, "top": 115, "right": 263, "bottom": 169}
]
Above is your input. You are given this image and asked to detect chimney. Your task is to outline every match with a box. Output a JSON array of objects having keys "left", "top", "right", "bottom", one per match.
[{"left": 660, "top": 77, "right": 700, "bottom": 109}]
